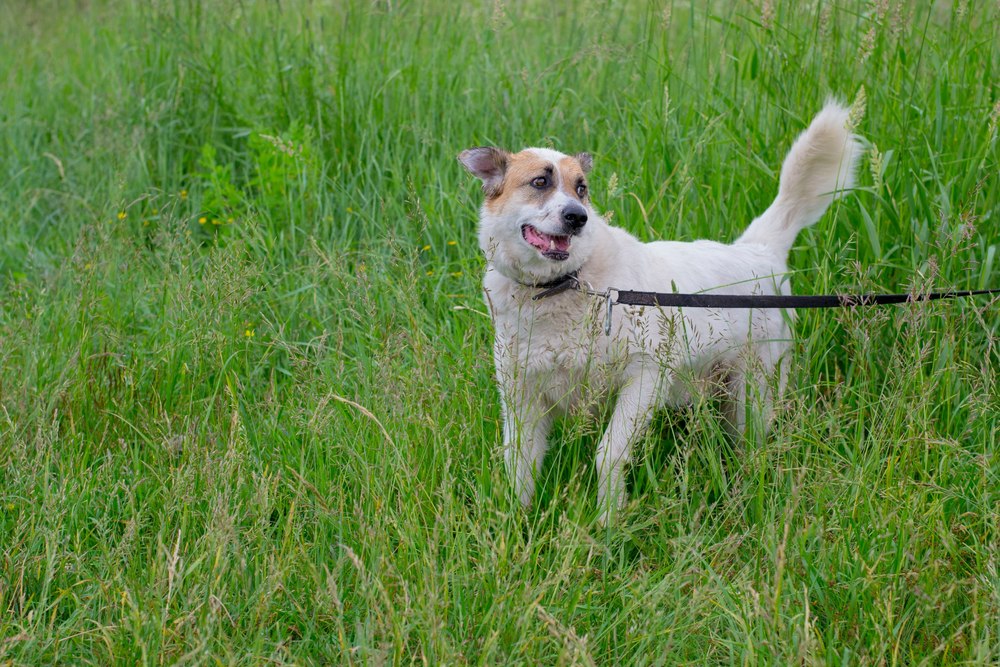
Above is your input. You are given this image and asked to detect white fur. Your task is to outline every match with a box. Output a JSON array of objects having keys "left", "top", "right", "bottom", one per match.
[{"left": 470, "top": 103, "right": 861, "bottom": 524}]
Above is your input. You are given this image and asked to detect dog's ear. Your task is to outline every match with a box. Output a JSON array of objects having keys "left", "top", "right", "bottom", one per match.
[
  {"left": 458, "top": 147, "right": 510, "bottom": 196},
  {"left": 575, "top": 152, "right": 593, "bottom": 174}
]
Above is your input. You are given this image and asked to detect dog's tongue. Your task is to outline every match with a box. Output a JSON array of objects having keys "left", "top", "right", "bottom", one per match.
[{"left": 524, "top": 225, "right": 570, "bottom": 253}]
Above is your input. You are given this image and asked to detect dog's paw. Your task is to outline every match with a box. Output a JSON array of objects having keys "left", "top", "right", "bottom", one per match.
[
  {"left": 512, "top": 474, "right": 535, "bottom": 509},
  {"left": 595, "top": 491, "right": 626, "bottom": 527}
]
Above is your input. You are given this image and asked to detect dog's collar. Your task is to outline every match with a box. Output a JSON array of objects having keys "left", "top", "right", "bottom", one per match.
[{"left": 519, "top": 270, "right": 580, "bottom": 300}]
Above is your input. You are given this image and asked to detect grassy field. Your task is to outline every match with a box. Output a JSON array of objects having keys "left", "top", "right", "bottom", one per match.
[{"left": 1, "top": 0, "right": 998, "bottom": 663}]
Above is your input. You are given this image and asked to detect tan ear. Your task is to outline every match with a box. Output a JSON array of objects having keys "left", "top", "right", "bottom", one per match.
[
  {"left": 458, "top": 147, "right": 510, "bottom": 196},
  {"left": 574, "top": 152, "right": 593, "bottom": 174}
]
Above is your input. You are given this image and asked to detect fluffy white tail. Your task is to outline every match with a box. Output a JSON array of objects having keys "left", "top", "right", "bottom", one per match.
[{"left": 737, "top": 101, "right": 861, "bottom": 257}]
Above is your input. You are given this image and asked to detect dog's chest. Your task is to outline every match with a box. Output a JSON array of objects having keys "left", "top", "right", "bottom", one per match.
[{"left": 490, "top": 289, "right": 625, "bottom": 410}]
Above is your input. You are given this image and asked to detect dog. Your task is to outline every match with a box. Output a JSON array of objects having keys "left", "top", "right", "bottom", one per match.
[{"left": 459, "top": 102, "right": 860, "bottom": 523}]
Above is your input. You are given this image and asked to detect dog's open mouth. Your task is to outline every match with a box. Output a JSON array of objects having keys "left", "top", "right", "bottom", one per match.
[{"left": 522, "top": 224, "right": 571, "bottom": 261}]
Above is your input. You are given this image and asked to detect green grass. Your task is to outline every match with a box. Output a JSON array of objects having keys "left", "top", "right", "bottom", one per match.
[{"left": 1, "top": 0, "right": 998, "bottom": 663}]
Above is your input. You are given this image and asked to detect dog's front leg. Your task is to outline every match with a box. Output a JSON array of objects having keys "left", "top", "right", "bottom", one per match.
[
  {"left": 500, "top": 390, "right": 553, "bottom": 507},
  {"left": 596, "top": 367, "right": 661, "bottom": 524}
]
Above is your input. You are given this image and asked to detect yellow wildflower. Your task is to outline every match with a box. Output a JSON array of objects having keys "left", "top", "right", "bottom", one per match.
[
  {"left": 117, "top": 211, "right": 126, "bottom": 221},
  {"left": 179, "top": 189, "right": 188, "bottom": 200},
  {"left": 198, "top": 217, "right": 207, "bottom": 224},
  {"left": 244, "top": 328, "right": 255, "bottom": 338},
  {"left": 447, "top": 240, "right": 457, "bottom": 246},
  {"left": 422, "top": 245, "right": 431, "bottom": 251}
]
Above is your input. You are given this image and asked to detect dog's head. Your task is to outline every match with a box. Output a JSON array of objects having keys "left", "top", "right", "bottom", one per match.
[{"left": 459, "top": 146, "right": 599, "bottom": 284}]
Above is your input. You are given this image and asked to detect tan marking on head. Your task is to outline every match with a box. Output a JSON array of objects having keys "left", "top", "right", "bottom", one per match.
[
  {"left": 484, "top": 150, "right": 557, "bottom": 212},
  {"left": 558, "top": 156, "right": 588, "bottom": 200}
]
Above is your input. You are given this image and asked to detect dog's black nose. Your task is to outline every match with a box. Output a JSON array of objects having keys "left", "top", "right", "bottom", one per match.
[{"left": 561, "top": 203, "right": 588, "bottom": 231}]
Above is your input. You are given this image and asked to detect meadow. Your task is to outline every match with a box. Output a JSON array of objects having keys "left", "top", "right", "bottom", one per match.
[{"left": 1, "top": 0, "right": 998, "bottom": 663}]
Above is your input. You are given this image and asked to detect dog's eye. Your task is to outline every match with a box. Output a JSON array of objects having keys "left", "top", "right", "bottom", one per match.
[
  {"left": 576, "top": 183, "right": 588, "bottom": 198},
  {"left": 531, "top": 176, "right": 548, "bottom": 188}
]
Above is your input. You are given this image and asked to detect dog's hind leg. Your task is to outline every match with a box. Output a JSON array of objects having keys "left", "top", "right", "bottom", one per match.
[
  {"left": 721, "top": 345, "right": 787, "bottom": 441},
  {"left": 596, "top": 365, "right": 662, "bottom": 525}
]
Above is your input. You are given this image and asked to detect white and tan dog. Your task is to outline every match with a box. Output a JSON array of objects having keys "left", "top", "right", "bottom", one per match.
[{"left": 460, "top": 103, "right": 860, "bottom": 523}]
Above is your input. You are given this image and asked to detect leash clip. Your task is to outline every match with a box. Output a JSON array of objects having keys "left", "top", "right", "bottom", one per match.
[
  {"left": 603, "top": 288, "right": 618, "bottom": 336},
  {"left": 528, "top": 275, "right": 619, "bottom": 335}
]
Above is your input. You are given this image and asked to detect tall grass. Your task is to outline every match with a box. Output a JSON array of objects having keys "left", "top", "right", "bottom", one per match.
[{"left": 1, "top": 0, "right": 998, "bottom": 663}]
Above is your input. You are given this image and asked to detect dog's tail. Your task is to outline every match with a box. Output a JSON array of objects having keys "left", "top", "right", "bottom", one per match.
[{"left": 736, "top": 101, "right": 861, "bottom": 257}]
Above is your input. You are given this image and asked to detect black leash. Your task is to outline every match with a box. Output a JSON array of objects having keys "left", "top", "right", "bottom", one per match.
[
  {"left": 529, "top": 273, "right": 1000, "bottom": 335},
  {"left": 613, "top": 288, "right": 1000, "bottom": 309}
]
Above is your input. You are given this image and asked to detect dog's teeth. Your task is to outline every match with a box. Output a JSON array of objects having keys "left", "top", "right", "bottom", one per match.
[{"left": 548, "top": 239, "right": 556, "bottom": 251}]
